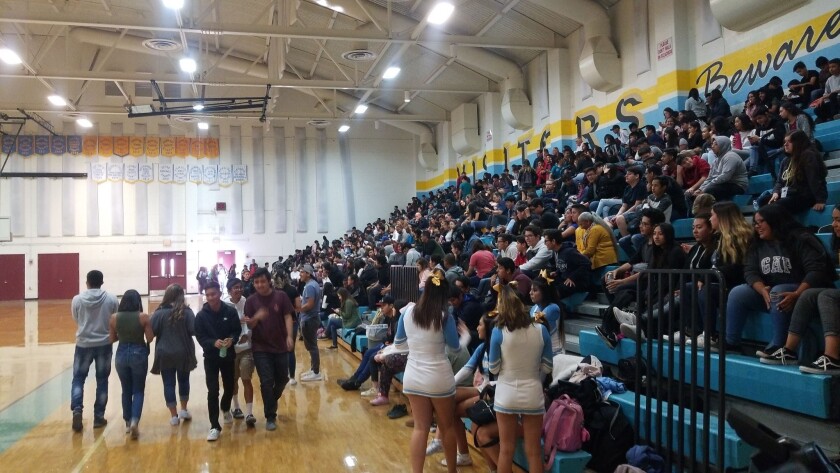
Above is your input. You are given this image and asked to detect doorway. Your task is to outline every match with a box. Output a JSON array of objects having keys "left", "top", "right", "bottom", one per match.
[
  {"left": 38, "top": 253, "right": 80, "bottom": 300},
  {"left": 148, "top": 251, "right": 187, "bottom": 293},
  {"left": 0, "top": 254, "right": 25, "bottom": 301}
]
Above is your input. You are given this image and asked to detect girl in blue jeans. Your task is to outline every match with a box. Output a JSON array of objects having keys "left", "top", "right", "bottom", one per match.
[
  {"left": 725, "top": 204, "right": 837, "bottom": 355},
  {"left": 109, "top": 289, "right": 155, "bottom": 439}
]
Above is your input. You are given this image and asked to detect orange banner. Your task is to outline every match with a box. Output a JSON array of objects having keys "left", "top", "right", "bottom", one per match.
[
  {"left": 160, "top": 137, "right": 176, "bottom": 157},
  {"left": 205, "top": 138, "right": 219, "bottom": 158},
  {"left": 98, "top": 136, "right": 113, "bottom": 157},
  {"left": 175, "top": 136, "right": 189, "bottom": 158},
  {"left": 146, "top": 136, "right": 160, "bottom": 157},
  {"left": 129, "top": 137, "right": 145, "bottom": 157},
  {"left": 82, "top": 136, "right": 98, "bottom": 157},
  {"left": 190, "top": 138, "right": 203, "bottom": 158},
  {"left": 113, "top": 136, "right": 129, "bottom": 157}
]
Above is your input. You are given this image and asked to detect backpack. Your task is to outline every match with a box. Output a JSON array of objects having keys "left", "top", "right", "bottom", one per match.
[
  {"left": 542, "top": 395, "right": 590, "bottom": 469},
  {"left": 583, "top": 401, "right": 636, "bottom": 473}
]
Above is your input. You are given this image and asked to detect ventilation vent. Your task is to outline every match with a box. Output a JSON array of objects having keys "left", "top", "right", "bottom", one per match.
[
  {"left": 135, "top": 82, "right": 153, "bottom": 98},
  {"left": 341, "top": 49, "right": 377, "bottom": 62},
  {"left": 104, "top": 82, "right": 122, "bottom": 97},
  {"left": 173, "top": 115, "right": 200, "bottom": 123},
  {"left": 163, "top": 83, "right": 181, "bottom": 98},
  {"left": 142, "top": 38, "right": 182, "bottom": 52},
  {"left": 307, "top": 120, "right": 331, "bottom": 128}
]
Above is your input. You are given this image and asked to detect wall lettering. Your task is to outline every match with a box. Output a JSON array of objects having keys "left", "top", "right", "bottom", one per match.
[{"left": 575, "top": 112, "right": 599, "bottom": 148}]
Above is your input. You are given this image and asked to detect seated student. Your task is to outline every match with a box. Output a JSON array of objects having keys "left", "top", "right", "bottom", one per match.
[
  {"left": 326, "top": 288, "right": 361, "bottom": 350},
  {"left": 513, "top": 235, "right": 528, "bottom": 267},
  {"left": 319, "top": 282, "right": 340, "bottom": 327},
  {"left": 543, "top": 229, "right": 593, "bottom": 298},
  {"left": 559, "top": 204, "right": 585, "bottom": 242},
  {"left": 338, "top": 297, "right": 404, "bottom": 391},
  {"left": 599, "top": 166, "right": 646, "bottom": 221},
  {"left": 618, "top": 206, "right": 666, "bottom": 263},
  {"left": 594, "top": 209, "right": 666, "bottom": 347},
  {"left": 725, "top": 204, "right": 837, "bottom": 355},
  {"left": 759, "top": 204, "right": 840, "bottom": 373},
  {"left": 487, "top": 257, "right": 532, "bottom": 307},
  {"left": 575, "top": 212, "right": 619, "bottom": 274},
  {"left": 496, "top": 233, "right": 519, "bottom": 261},
  {"left": 767, "top": 130, "right": 827, "bottom": 214},
  {"left": 529, "top": 198, "right": 560, "bottom": 230},
  {"left": 676, "top": 150, "right": 711, "bottom": 197},
  {"left": 812, "top": 57, "right": 840, "bottom": 123},
  {"left": 779, "top": 101, "right": 813, "bottom": 141},
  {"left": 615, "top": 173, "right": 673, "bottom": 238},
  {"left": 466, "top": 241, "right": 497, "bottom": 287},
  {"left": 695, "top": 137, "right": 748, "bottom": 202},
  {"left": 518, "top": 225, "right": 554, "bottom": 278},
  {"left": 787, "top": 60, "right": 820, "bottom": 108},
  {"left": 416, "top": 258, "right": 433, "bottom": 292},
  {"left": 746, "top": 106, "right": 786, "bottom": 176},
  {"left": 529, "top": 276, "right": 565, "bottom": 355},
  {"left": 448, "top": 286, "right": 484, "bottom": 353}
]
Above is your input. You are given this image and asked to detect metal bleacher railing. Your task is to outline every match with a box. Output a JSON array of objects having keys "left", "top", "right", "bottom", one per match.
[
  {"left": 634, "top": 269, "right": 728, "bottom": 472},
  {"left": 389, "top": 265, "right": 420, "bottom": 304}
]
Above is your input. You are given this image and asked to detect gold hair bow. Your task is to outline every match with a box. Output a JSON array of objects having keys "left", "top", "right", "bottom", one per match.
[
  {"left": 492, "top": 283, "right": 501, "bottom": 293},
  {"left": 534, "top": 311, "right": 547, "bottom": 324},
  {"left": 539, "top": 269, "right": 555, "bottom": 285},
  {"left": 430, "top": 274, "right": 441, "bottom": 286},
  {"left": 487, "top": 310, "right": 499, "bottom": 318}
]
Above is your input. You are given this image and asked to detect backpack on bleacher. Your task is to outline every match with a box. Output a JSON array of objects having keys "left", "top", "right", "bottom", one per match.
[
  {"left": 583, "top": 400, "right": 636, "bottom": 473},
  {"left": 542, "top": 394, "right": 590, "bottom": 468}
]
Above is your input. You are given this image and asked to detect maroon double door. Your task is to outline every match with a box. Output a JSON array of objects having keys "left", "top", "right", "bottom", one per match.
[
  {"left": 38, "top": 253, "right": 80, "bottom": 300},
  {"left": 148, "top": 251, "right": 187, "bottom": 292},
  {"left": 0, "top": 254, "right": 25, "bottom": 301}
]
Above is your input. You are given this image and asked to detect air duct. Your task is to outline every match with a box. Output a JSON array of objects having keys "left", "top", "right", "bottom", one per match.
[
  {"left": 709, "top": 0, "right": 808, "bottom": 32},
  {"left": 451, "top": 103, "right": 480, "bottom": 155}
]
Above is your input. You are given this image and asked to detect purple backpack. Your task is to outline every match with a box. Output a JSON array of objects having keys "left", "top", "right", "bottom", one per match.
[{"left": 542, "top": 394, "right": 590, "bottom": 468}]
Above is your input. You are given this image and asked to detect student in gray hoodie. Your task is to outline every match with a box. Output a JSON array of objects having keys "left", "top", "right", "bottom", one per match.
[
  {"left": 71, "top": 269, "right": 119, "bottom": 432},
  {"left": 695, "top": 136, "right": 748, "bottom": 202}
]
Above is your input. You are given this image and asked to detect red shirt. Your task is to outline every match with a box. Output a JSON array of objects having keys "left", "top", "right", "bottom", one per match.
[
  {"left": 469, "top": 250, "right": 497, "bottom": 277},
  {"left": 244, "top": 290, "right": 294, "bottom": 353},
  {"left": 682, "top": 156, "right": 711, "bottom": 189}
]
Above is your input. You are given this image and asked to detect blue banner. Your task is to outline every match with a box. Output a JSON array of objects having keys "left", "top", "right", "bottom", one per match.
[
  {"left": 1, "top": 135, "right": 15, "bottom": 154},
  {"left": 50, "top": 135, "right": 66, "bottom": 155},
  {"left": 17, "top": 136, "right": 33, "bottom": 157},
  {"left": 67, "top": 135, "right": 82, "bottom": 155},
  {"left": 34, "top": 135, "right": 50, "bottom": 155}
]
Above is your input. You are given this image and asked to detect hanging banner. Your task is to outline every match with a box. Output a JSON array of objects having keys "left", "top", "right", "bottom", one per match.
[
  {"left": 124, "top": 163, "right": 139, "bottom": 183},
  {"left": 51, "top": 135, "right": 67, "bottom": 155},
  {"left": 17, "top": 136, "right": 33, "bottom": 157},
  {"left": 218, "top": 166, "right": 233, "bottom": 186},
  {"left": 190, "top": 138, "right": 203, "bottom": 158},
  {"left": 232, "top": 164, "right": 248, "bottom": 183},
  {"left": 82, "top": 136, "right": 98, "bottom": 156},
  {"left": 188, "top": 165, "right": 203, "bottom": 183},
  {"left": 202, "top": 164, "right": 217, "bottom": 185},
  {"left": 146, "top": 136, "right": 160, "bottom": 158},
  {"left": 90, "top": 162, "right": 107, "bottom": 182},
  {"left": 129, "top": 137, "right": 145, "bottom": 157},
  {"left": 107, "top": 163, "right": 123, "bottom": 181},
  {"left": 98, "top": 136, "right": 114, "bottom": 157},
  {"left": 158, "top": 163, "right": 173, "bottom": 183},
  {"left": 173, "top": 164, "right": 188, "bottom": 184},
  {"left": 139, "top": 163, "right": 154, "bottom": 182},
  {"left": 34, "top": 135, "right": 50, "bottom": 155},
  {"left": 114, "top": 136, "right": 130, "bottom": 157},
  {"left": 160, "top": 137, "right": 176, "bottom": 157},
  {"left": 2, "top": 135, "right": 15, "bottom": 154},
  {"left": 67, "top": 135, "right": 82, "bottom": 155},
  {"left": 205, "top": 138, "right": 220, "bottom": 158},
  {"left": 175, "top": 136, "right": 189, "bottom": 158}
]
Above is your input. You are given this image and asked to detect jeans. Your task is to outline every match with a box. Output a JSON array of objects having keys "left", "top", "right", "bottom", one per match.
[
  {"left": 115, "top": 343, "right": 149, "bottom": 423},
  {"left": 71, "top": 344, "right": 113, "bottom": 417},
  {"left": 618, "top": 234, "right": 645, "bottom": 258},
  {"left": 253, "top": 351, "right": 290, "bottom": 421},
  {"left": 161, "top": 368, "right": 191, "bottom": 408},
  {"left": 747, "top": 146, "right": 782, "bottom": 176},
  {"left": 725, "top": 283, "right": 798, "bottom": 347},
  {"left": 288, "top": 320, "right": 299, "bottom": 378},
  {"left": 204, "top": 356, "right": 235, "bottom": 430},
  {"left": 300, "top": 317, "right": 320, "bottom": 374},
  {"left": 595, "top": 199, "right": 622, "bottom": 218},
  {"left": 352, "top": 343, "right": 384, "bottom": 383},
  {"left": 326, "top": 318, "right": 344, "bottom": 346},
  {"left": 679, "top": 282, "right": 721, "bottom": 335}
]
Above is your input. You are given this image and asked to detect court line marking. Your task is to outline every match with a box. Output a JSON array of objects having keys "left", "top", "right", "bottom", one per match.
[{"left": 70, "top": 422, "right": 110, "bottom": 473}]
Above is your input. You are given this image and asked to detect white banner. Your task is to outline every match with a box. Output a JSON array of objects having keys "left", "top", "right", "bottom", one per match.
[
  {"left": 173, "top": 163, "right": 188, "bottom": 184},
  {"left": 107, "top": 163, "right": 123, "bottom": 182},
  {"left": 158, "top": 163, "right": 173, "bottom": 183},
  {"left": 218, "top": 166, "right": 233, "bottom": 186},
  {"left": 90, "top": 162, "right": 107, "bottom": 182},
  {"left": 232, "top": 164, "right": 248, "bottom": 183},
  {"left": 202, "top": 164, "right": 218, "bottom": 185},
  {"left": 188, "top": 165, "right": 203, "bottom": 184},
  {"left": 139, "top": 163, "right": 154, "bottom": 182},
  {"left": 124, "top": 163, "right": 139, "bottom": 183}
]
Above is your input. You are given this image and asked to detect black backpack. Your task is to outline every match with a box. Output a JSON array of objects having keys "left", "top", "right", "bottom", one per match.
[
  {"left": 545, "top": 377, "right": 602, "bottom": 418},
  {"left": 583, "top": 400, "right": 635, "bottom": 473}
]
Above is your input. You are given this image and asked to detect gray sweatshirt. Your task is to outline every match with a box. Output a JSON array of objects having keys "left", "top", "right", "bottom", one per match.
[
  {"left": 700, "top": 137, "right": 748, "bottom": 191},
  {"left": 71, "top": 288, "right": 119, "bottom": 347}
]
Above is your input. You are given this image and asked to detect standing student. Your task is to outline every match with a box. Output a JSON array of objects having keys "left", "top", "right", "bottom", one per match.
[
  {"left": 150, "top": 284, "right": 197, "bottom": 426},
  {"left": 195, "top": 282, "right": 241, "bottom": 441},
  {"left": 244, "top": 268, "right": 295, "bottom": 431},
  {"left": 298, "top": 264, "right": 323, "bottom": 382},
  {"left": 275, "top": 274, "right": 301, "bottom": 386},
  {"left": 224, "top": 278, "right": 256, "bottom": 426},
  {"left": 108, "top": 289, "right": 154, "bottom": 439},
  {"left": 70, "top": 270, "right": 119, "bottom": 432}
]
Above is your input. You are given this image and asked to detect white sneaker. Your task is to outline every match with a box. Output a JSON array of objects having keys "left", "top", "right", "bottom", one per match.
[
  {"left": 619, "top": 323, "right": 644, "bottom": 342},
  {"left": 206, "top": 428, "right": 220, "bottom": 442},
  {"left": 301, "top": 371, "right": 323, "bottom": 382},
  {"left": 178, "top": 409, "right": 192, "bottom": 421},
  {"left": 425, "top": 439, "right": 443, "bottom": 455},
  {"left": 664, "top": 331, "right": 692, "bottom": 345},
  {"left": 613, "top": 307, "right": 636, "bottom": 326},
  {"left": 288, "top": 378, "right": 298, "bottom": 386},
  {"left": 360, "top": 387, "right": 378, "bottom": 397},
  {"left": 695, "top": 332, "right": 706, "bottom": 349},
  {"left": 300, "top": 370, "right": 313, "bottom": 379},
  {"left": 441, "top": 453, "right": 473, "bottom": 466},
  {"left": 223, "top": 411, "right": 233, "bottom": 424},
  {"left": 169, "top": 416, "right": 180, "bottom": 426}
]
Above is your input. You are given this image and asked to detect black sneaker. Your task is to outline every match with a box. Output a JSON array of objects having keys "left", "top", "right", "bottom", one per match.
[
  {"left": 245, "top": 414, "right": 257, "bottom": 427},
  {"left": 595, "top": 326, "right": 618, "bottom": 349},
  {"left": 755, "top": 345, "right": 781, "bottom": 358},
  {"left": 341, "top": 379, "right": 361, "bottom": 391},
  {"left": 72, "top": 410, "right": 83, "bottom": 432},
  {"left": 758, "top": 347, "right": 798, "bottom": 365},
  {"left": 800, "top": 354, "right": 840, "bottom": 375},
  {"left": 387, "top": 404, "right": 408, "bottom": 419},
  {"left": 93, "top": 416, "right": 107, "bottom": 428},
  {"left": 232, "top": 408, "right": 244, "bottom": 419}
]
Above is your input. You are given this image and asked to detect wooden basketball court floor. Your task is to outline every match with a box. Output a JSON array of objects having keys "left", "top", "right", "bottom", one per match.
[{"left": 0, "top": 295, "right": 491, "bottom": 472}]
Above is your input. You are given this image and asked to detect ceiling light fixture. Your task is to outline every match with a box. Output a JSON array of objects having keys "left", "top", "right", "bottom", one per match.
[
  {"left": 179, "top": 57, "right": 197, "bottom": 73},
  {"left": 193, "top": 103, "right": 205, "bottom": 111},
  {"left": 354, "top": 104, "right": 368, "bottom": 114},
  {"left": 162, "top": 0, "right": 185, "bottom": 10},
  {"left": 383, "top": 66, "right": 401, "bottom": 79},
  {"left": 338, "top": 125, "right": 350, "bottom": 133},
  {"left": 197, "top": 122, "right": 209, "bottom": 130},
  {"left": 76, "top": 118, "right": 93, "bottom": 128},
  {"left": 427, "top": 2, "right": 455, "bottom": 25},
  {"left": 48, "top": 95, "right": 67, "bottom": 106},
  {"left": 404, "top": 91, "right": 412, "bottom": 103},
  {"left": 0, "top": 48, "right": 22, "bottom": 65}
]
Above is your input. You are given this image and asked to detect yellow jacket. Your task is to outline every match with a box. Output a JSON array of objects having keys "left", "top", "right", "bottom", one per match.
[{"left": 576, "top": 225, "right": 618, "bottom": 270}]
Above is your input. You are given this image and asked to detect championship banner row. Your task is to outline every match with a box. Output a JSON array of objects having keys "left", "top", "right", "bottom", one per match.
[
  {"left": 2, "top": 135, "right": 220, "bottom": 158},
  {"left": 90, "top": 163, "right": 248, "bottom": 186}
]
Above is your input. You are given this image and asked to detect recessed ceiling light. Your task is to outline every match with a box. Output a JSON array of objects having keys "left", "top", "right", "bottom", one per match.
[
  {"left": 354, "top": 104, "right": 368, "bottom": 114},
  {"left": 179, "top": 57, "right": 197, "bottom": 73},
  {"left": 197, "top": 122, "right": 209, "bottom": 130},
  {"left": 48, "top": 95, "right": 67, "bottom": 106},
  {"left": 76, "top": 118, "right": 93, "bottom": 128},
  {"left": 0, "top": 48, "right": 22, "bottom": 65},
  {"left": 404, "top": 91, "right": 411, "bottom": 103},
  {"left": 338, "top": 125, "right": 350, "bottom": 133},
  {"left": 427, "top": 2, "right": 455, "bottom": 25},
  {"left": 162, "top": 0, "right": 184, "bottom": 10},
  {"left": 383, "top": 66, "right": 401, "bottom": 79},
  {"left": 193, "top": 103, "right": 204, "bottom": 111}
]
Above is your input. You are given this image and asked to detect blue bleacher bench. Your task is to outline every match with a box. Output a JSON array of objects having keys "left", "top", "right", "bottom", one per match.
[
  {"left": 560, "top": 291, "right": 588, "bottom": 313},
  {"left": 747, "top": 174, "right": 774, "bottom": 195},
  {"left": 672, "top": 218, "right": 693, "bottom": 240}
]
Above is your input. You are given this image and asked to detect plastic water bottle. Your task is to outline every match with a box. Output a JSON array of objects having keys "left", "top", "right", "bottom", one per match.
[
  {"left": 219, "top": 346, "right": 227, "bottom": 358},
  {"left": 753, "top": 199, "right": 760, "bottom": 211}
]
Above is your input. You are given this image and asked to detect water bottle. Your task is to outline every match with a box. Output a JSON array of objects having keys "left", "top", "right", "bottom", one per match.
[
  {"left": 753, "top": 199, "right": 760, "bottom": 211},
  {"left": 219, "top": 345, "right": 227, "bottom": 358}
]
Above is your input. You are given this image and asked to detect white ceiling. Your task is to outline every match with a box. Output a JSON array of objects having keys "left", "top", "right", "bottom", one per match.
[{"left": 0, "top": 0, "right": 592, "bottom": 128}]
